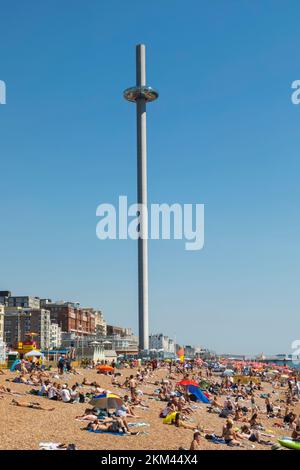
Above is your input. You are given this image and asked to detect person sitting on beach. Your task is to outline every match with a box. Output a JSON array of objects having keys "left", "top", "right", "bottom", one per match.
[
  {"left": 265, "top": 397, "right": 274, "bottom": 415},
  {"left": 38, "top": 380, "right": 50, "bottom": 396},
  {"left": 120, "top": 377, "right": 130, "bottom": 389},
  {"left": 157, "top": 387, "right": 167, "bottom": 401},
  {"left": 223, "top": 397, "right": 236, "bottom": 414},
  {"left": 70, "top": 384, "right": 80, "bottom": 402},
  {"left": 249, "top": 412, "right": 263, "bottom": 429},
  {"left": 122, "top": 395, "right": 139, "bottom": 416},
  {"left": 116, "top": 402, "right": 140, "bottom": 419},
  {"left": 177, "top": 396, "right": 193, "bottom": 415},
  {"left": 60, "top": 384, "right": 72, "bottom": 403},
  {"left": 233, "top": 406, "right": 245, "bottom": 422},
  {"left": 129, "top": 389, "right": 149, "bottom": 408},
  {"left": 291, "top": 416, "right": 300, "bottom": 440},
  {"left": 48, "top": 383, "right": 59, "bottom": 401},
  {"left": 222, "top": 419, "right": 241, "bottom": 446},
  {"left": 190, "top": 431, "right": 201, "bottom": 450},
  {"left": 166, "top": 412, "right": 202, "bottom": 431},
  {"left": 211, "top": 396, "right": 222, "bottom": 408},
  {"left": 111, "top": 374, "right": 121, "bottom": 387},
  {"left": 160, "top": 401, "right": 177, "bottom": 418}
]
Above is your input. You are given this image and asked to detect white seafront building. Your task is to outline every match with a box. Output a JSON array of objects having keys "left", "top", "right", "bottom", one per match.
[{"left": 149, "top": 333, "right": 175, "bottom": 355}]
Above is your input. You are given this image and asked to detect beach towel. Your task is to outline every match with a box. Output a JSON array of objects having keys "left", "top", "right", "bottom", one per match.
[
  {"left": 212, "top": 437, "right": 226, "bottom": 445},
  {"left": 87, "top": 429, "right": 129, "bottom": 436},
  {"left": 128, "top": 422, "right": 149, "bottom": 427},
  {"left": 39, "top": 442, "right": 69, "bottom": 450},
  {"left": 205, "top": 434, "right": 226, "bottom": 445}
]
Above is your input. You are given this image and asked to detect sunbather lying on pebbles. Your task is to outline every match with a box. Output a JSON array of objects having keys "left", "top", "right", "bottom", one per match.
[{"left": 11, "top": 399, "right": 55, "bottom": 411}]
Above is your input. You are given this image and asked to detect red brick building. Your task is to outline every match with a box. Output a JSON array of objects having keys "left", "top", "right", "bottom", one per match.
[{"left": 40, "top": 301, "right": 96, "bottom": 335}]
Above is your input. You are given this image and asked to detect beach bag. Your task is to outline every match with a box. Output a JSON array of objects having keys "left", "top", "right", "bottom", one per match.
[
  {"left": 79, "top": 393, "right": 85, "bottom": 403},
  {"left": 219, "top": 410, "right": 230, "bottom": 418}
]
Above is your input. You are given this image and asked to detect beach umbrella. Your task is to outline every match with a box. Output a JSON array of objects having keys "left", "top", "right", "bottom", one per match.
[
  {"left": 24, "top": 350, "right": 44, "bottom": 358},
  {"left": 177, "top": 380, "right": 199, "bottom": 387},
  {"left": 96, "top": 365, "right": 114, "bottom": 372},
  {"left": 223, "top": 369, "right": 234, "bottom": 376},
  {"left": 89, "top": 392, "right": 123, "bottom": 410}
]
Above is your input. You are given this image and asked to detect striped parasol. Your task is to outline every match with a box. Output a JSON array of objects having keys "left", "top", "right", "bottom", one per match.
[{"left": 89, "top": 392, "right": 123, "bottom": 410}]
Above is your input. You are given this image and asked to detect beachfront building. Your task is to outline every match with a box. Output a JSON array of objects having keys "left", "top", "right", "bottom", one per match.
[
  {"left": 8, "top": 295, "right": 40, "bottom": 309},
  {"left": 97, "top": 325, "right": 139, "bottom": 356},
  {"left": 60, "top": 331, "right": 98, "bottom": 348},
  {"left": 0, "top": 339, "right": 6, "bottom": 362},
  {"left": 194, "top": 346, "right": 210, "bottom": 358},
  {"left": 184, "top": 345, "right": 196, "bottom": 358},
  {"left": 0, "top": 305, "right": 4, "bottom": 342},
  {"left": 106, "top": 325, "right": 134, "bottom": 337},
  {"left": 0, "top": 304, "right": 5, "bottom": 363},
  {"left": 31, "top": 309, "right": 51, "bottom": 349},
  {"left": 60, "top": 332, "right": 105, "bottom": 360},
  {"left": 168, "top": 339, "right": 175, "bottom": 354},
  {"left": 149, "top": 334, "right": 175, "bottom": 356},
  {"left": 0, "top": 291, "right": 41, "bottom": 309},
  {"left": 3, "top": 308, "right": 51, "bottom": 349},
  {"left": 0, "top": 291, "right": 11, "bottom": 306},
  {"left": 40, "top": 300, "right": 96, "bottom": 337},
  {"left": 94, "top": 309, "right": 107, "bottom": 336},
  {"left": 50, "top": 322, "right": 62, "bottom": 349},
  {"left": 103, "top": 334, "right": 139, "bottom": 356},
  {"left": 3, "top": 307, "right": 25, "bottom": 345}
]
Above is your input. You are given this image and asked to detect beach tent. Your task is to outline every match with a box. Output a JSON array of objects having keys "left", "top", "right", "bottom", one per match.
[
  {"left": 10, "top": 360, "right": 31, "bottom": 372},
  {"left": 187, "top": 385, "right": 210, "bottom": 404},
  {"left": 10, "top": 359, "right": 21, "bottom": 372},
  {"left": 24, "top": 350, "right": 44, "bottom": 358}
]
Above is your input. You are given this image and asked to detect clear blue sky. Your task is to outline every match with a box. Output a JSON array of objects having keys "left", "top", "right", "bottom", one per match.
[{"left": 0, "top": 0, "right": 299, "bottom": 355}]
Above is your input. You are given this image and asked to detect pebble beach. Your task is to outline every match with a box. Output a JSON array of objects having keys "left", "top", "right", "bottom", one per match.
[{"left": 0, "top": 363, "right": 299, "bottom": 451}]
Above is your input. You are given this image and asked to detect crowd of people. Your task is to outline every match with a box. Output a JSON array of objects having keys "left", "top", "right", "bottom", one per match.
[{"left": 1, "top": 354, "right": 300, "bottom": 450}]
